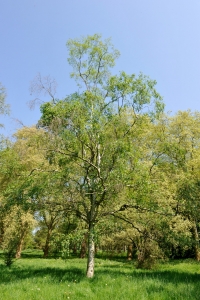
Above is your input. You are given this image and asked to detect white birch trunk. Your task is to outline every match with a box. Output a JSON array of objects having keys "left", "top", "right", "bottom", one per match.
[{"left": 86, "top": 223, "right": 95, "bottom": 278}]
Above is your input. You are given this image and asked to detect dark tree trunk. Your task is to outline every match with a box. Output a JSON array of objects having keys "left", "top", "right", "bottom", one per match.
[
  {"left": 127, "top": 244, "right": 133, "bottom": 261},
  {"left": 43, "top": 229, "right": 52, "bottom": 258},
  {"left": 191, "top": 222, "right": 200, "bottom": 261},
  {"left": 80, "top": 237, "right": 87, "bottom": 258}
]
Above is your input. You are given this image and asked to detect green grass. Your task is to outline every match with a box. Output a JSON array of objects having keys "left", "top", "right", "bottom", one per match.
[{"left": 0, "top": 251, "right": 200, "bottom": 300}]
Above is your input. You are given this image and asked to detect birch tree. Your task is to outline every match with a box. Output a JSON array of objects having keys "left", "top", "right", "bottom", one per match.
[{"left": 38, "top": 34, "right": 164, "bottom": 277}]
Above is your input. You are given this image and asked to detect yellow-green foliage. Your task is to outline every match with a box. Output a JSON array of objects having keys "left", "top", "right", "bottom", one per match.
[{"left": 1, "top": 206, "right": 36, "bottom": 252}]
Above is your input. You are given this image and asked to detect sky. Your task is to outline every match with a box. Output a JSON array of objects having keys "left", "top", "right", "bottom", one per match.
[{"left": 1, "top": 0, "right": 200, "bottom": 136}]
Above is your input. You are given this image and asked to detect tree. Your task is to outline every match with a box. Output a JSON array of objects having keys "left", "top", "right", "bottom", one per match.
[
  {"left": 127, "top": 111, "right": 200, "bottom": 261},
  {"left": 33, "top": 183, "right": 67, "bottom": 258},
  {"left": 166, "top": 111, "right": 200, "bottom": 260},
  {"left": 2, "top": 205, "right": 36, "bottom": 260},
  {"left": 0, "top": 126, "right": 49, "bottom": 260},
  {"left": 108, "top": 111, "right": 200, "bottom": 266},
  {"left": 0, "top": 82, "right": 10, "bottom": 127},
  {"left": 29, "top": 73, "right": 57, "bottom": 109},
  {"left": 38, "top": 34, "right": 164, "bottom": 277}
]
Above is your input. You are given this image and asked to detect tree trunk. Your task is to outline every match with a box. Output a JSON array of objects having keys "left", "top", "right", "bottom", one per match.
[
  {"left": 191, "top": 222, "right": 200, "bottom": 261},
  {"left": 0, "top": 221, "right": 4, "bottom": 244},
  {"left": 127, "top": 244, "right": 133, "bottom": 261},
  {"left": 43, "top": 229, "right": 52, "bottom": 258},
  {"left": 15, "top": 240, "right": 23, "bottom": 259},
  {"left": 72, "top": 244, "right": 77, "bottom": 255},
  {"left": 86, "top": 223, "right": 95, "bottom": 278},
  {"left": 80, "top": 234, "right": 87, "bottom": 258},
  {"left": 15, "top": 228, "right": 27, "bottom": 259}
]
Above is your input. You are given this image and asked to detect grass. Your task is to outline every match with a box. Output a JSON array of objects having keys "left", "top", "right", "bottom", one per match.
[{"left": 0, "top": 250, "right": 200, "bottom": 300}]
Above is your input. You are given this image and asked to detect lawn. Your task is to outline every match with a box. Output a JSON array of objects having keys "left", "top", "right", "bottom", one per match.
[{"left": 0, "top": 251, "right": 200, "bottom": 300}]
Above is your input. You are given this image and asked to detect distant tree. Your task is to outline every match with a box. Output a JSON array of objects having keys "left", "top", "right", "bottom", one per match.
[
  {"left": 2, "top": 205, "right": 36, "bottom": 260},
  {"left": 0, "top": 127, "right": 48, "bottom": 260},
  {"left": 0, "top": 82, "right": 10, "bottom": 127},
  {"left": 29, "top": 73, "right": 57, "bottom": 109},
  {"left": 166, "top": 111, "right": 200, "bottom": 260}
]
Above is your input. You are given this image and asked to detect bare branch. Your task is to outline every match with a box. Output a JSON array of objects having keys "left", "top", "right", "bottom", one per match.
[{"left": 29, "top": 73, "right": 57, "bottom": 109}]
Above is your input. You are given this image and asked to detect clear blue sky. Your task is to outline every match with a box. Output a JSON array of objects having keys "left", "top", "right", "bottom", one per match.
[{"left": 1, "top": 0, "right": 200, "bottom": 136}]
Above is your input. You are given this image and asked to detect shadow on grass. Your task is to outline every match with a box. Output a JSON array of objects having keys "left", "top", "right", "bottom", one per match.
[
  {"left": 0, "top": 264, "right": 85, "bottom": 284},
  {"left": 0, "top": 257, "right": 200, "bottom": 295},
  {"left": 21, "top": 251, "right": 84, "bottom": 260},
  {"left": 94, "top": 265, "right": 200, "bottom": 299},
  {"left": 95, "top": 252, "right": 128, "bottom": 262},
  {"left": 95, "top": 266, "right": 200, "bottom": 283},
  {"left": 0, "top": 250, "right": 44, "bottom": 259}
]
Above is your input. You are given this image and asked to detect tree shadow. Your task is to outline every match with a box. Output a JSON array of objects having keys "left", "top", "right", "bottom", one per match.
[
  {"left": 0, "top": 264, "right": 85, "bottom": 284},
  {"left": 0, "top": 256, "right": 200, "bottom": 300},
  {"left": 21, "top": 251, "right": 43, "bottom": 259},
  {"left": 95, "top": 252, "right": 128, "bottom": 262},
  {"left": 93, "top": 264, "right": 200, "bottom": 298},
  {"left": 96, "top": 266, "right": 200, "bottom": 282}
]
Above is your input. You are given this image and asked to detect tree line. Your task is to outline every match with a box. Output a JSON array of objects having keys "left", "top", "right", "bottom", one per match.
[{"left": 0, "top": 34, "right": 200, "bottom": 277}]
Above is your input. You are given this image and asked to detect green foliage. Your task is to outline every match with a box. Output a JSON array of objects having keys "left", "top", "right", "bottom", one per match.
[
  {"left": 3, "top": 249, "right": 16, "bottom": 267},
  {"left": 108, "top": 71, "right": 164, "bottom": 118},
  {"left": 49, "top": 227, "right": 88, "bottom": 259},
  {"left": 67, "top": 33, "right": 120, "bottom": 89},
  {"left": 0, "top": 205, "right": 36, "bottom": 262}
]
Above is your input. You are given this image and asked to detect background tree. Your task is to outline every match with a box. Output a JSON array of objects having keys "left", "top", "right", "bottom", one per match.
[
  {"left": 29, "top": 73, "right": 57, "bottom": 109},
  {"left": 0, "top": 82, "right": 10, "bottom": 127},
  {"left": 0, "top": 126, "right": 48, "bottom": 261},
  {"left": 2, "top": 205, "right": 36, "bottom": 261},
  {"left": 166, "top": 111, "right": 200, "bottom": 260}
]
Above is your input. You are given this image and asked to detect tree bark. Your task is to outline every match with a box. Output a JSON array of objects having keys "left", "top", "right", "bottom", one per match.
[
  {"left": 191, "top": 222, "right": 200, "bottom": 261},
  {"left": 127, "top": 244, "right": 133, "bottom": 261},
  {"left": 80, "top": 234, "right": 87, "bottom": 258},
  {"left": 0, "top": 221, "right": 4, "bottom": 244},
  {"left": 15, "top": 227, "right": 27, "bottom": 259},
  {"left": 43, "top": 228, "right": 52, "bottom": 258},
  {"left": 15, "top": 240, "right": 23, "bottom": 259},
  {"left": 86, "top": 223, "right": 95, "bottom": 278},
  {"left": 72, "top": 244, "right": 77, "bottom": 255}
]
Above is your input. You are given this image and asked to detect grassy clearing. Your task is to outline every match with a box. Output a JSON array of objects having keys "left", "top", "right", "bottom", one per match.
[{"left": 0, "top": 251, "right": 200, "bottom": 300}]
